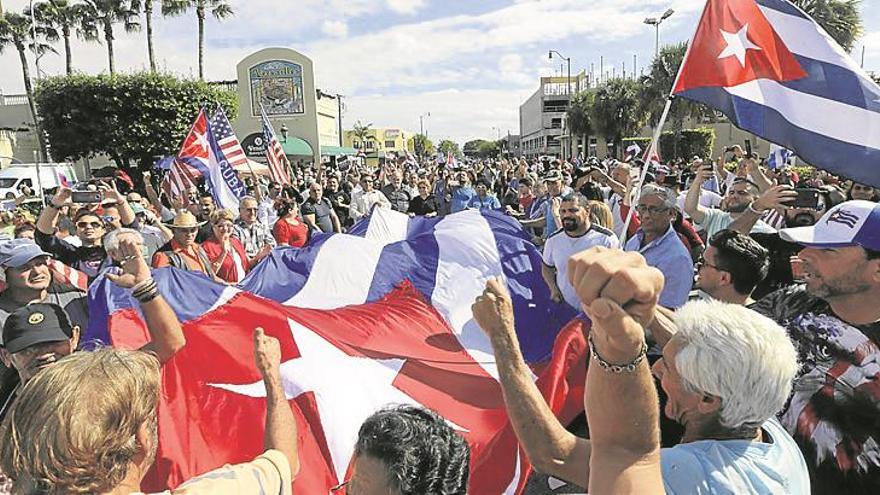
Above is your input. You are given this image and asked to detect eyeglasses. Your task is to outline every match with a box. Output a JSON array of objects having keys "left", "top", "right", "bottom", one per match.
[
  {"left": 76, "top": 221, "right": 103, "bottom": 229},
  {"left": 635, "top": 205, "right": 669, "bottom": 215},
  {"left": 696, "top": 256, "right": 725, "bottom": 272}
]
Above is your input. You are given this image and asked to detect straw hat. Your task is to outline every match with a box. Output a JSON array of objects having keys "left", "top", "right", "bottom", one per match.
[{"left": 164, "top": 211, "right": 205, "bottom": 229}]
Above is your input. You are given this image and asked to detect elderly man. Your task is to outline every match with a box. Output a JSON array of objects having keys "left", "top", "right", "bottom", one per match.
[
  {"left": 302, "top": 182, "right": 341, "bottom": 233},
  {"left": 694, "top": 229, "right": 769, "bottom": 305},
  {"left": 381, "top": 171, "right": 412, "bottom": 213},
  {"left": 35, "top": 187, "right": 131, "bottom": 282},
  {"left": 541, "top": 193, "right": 619, "bottom": 309},
  {"left": 686, "top": 166, "right": 780, "bottom": 238},
  {"left": 624, "top": 185, "right": 693, "bottom": 308},
  {"left": 0, "top": 329, "right": 298, "bottom": 493},
  {"left": 151, "top": 211, "right": 214, "bottom": 276},
  {"left": 750, "top": 200, "right": 880, "bottom": 495},
  {"left": 350, "top": 175, "right": 391, "bottom": 222},
  {"left": 234, "top": 195, "right": 276, "bottom": 259},
  {"left": 472, "top": 248, "right": 809, "bottom": 494},
  {"left": 0, "top": 235, "right": 185, "bottom": 422}
]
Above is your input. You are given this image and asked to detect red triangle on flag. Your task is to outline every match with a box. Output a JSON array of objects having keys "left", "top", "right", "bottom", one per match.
[{"left": 675, "top": 0, "right": 806, "bottom": 93}]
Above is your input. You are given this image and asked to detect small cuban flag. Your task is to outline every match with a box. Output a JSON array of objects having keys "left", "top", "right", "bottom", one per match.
[{"left": 767, "top": 144, "right": 794, "bottom": 170}]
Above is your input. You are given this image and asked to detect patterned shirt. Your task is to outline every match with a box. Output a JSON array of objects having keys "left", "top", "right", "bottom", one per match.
[
  {"left": 233, "top": 219, "right": 276, "bottom": 258},
  {"left": 750, "top": 285, "right": 880, "bottom": 495}
]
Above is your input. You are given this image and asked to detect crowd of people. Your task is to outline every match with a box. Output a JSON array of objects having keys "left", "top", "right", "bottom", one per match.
[{"left": 0, "top": 143, "right": 877, "bottom": 494}]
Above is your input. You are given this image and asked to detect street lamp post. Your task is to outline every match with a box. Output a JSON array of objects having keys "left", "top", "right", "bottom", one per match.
[
  {"left": 419, "top": 112, "right": 430, "bottom": 159},
  {"left": 644, "top": 8, "right": 674, "bottom": 58},
  {"left": 549, "top": 50, "right": 573, "bottom": 160}
]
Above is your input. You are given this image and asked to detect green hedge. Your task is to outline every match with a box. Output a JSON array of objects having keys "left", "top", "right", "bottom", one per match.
[{"left": 624, "top": 128, "right": 716, "bottom": 161}]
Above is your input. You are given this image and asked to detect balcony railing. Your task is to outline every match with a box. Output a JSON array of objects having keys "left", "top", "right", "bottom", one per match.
[{"left": 1, "top": 94, "right": 29, "bottom": 106}]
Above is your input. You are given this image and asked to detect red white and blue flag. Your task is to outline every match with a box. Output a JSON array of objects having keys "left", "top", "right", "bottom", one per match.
[
  {"left": 161, "top": 109, "right": 209, "bottom": 202},
  {"left": 203, "top": 116, "right": 248, "bottom": 210},
  {"left": 259, "top": 104, "right": 293, "bottom": 186},
  {"left": 209, "top": 106, "right": 250, "bottom": 170},
  {"left": 86, "top": 209, "right": 583, "bottom": 493},
  {"left": 674, "top": 0, "right": 880, "bottom": 187}
]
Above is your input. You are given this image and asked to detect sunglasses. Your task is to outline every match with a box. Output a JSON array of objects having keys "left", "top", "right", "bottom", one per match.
[{"left": 77, "top": 221, "right": 103, "bottom": 229}]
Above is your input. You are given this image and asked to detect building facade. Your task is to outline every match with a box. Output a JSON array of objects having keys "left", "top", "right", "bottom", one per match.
[
  {"left": 343, "top": 128, "right": 414, "bottom": 167},
  {"left": 519, "top": 71, "right": 589, "bottom": 160}
]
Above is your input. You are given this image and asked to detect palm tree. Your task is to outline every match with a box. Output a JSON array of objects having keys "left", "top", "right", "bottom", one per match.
[
  {"left": 0, "top": 12, "right": 54, "bottom": 158},
  {"left": 28, "top": 0, "right": 94, "bottom": 74},
  {"left": 567, "top": 91, "right": 594, "bottom": 156},
  {"left": 161, "top": 0, "right": 233, "bottom": 80},
  {"left": 351, "top": 120, "right": 374, "bottom": 150},
  {"left": 792, "top": 0, "right": 863, "bottom": 52},
  {"left": 79, "top": 0, "right": 140, "bottom": 75},
  {"left": 142, "top": 0, "right": 157, "bottom": 70}
]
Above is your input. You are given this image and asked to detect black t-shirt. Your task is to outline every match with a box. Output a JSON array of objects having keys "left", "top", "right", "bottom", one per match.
[
  {"left": 408, "top": 195, "right": 438, "bottom": 216},
  {"left": 301, "top": 197, "right": 335, "bottom": 233},
  {"left": 326, "top": 189, "right": 351, "bottom": 222},
  {"left": 750, "top": 285, "right": 880, "bottom": 495}
]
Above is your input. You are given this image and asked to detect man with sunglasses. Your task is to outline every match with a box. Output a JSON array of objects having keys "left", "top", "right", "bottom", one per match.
[
  {"left": 35, "top": 187, "right": 135, "bottom": 284},
  {"left": 234, "top": 196, "right": 276, "bottom": 259},
  {"left": 623, "top": 185, "right": 693, "bottom": 309},
  {"left": 685, "top": 166, "right": 779, "bottom": 238},
  {"left": 349, "top": 175, "right": 390, "bottom": 222}
]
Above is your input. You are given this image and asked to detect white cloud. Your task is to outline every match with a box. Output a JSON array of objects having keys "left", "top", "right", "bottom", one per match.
[
  {"left": 321, "top": 20, "right": 349, "bottom": 38},
  {"left": 386, "top": 0, "right": 427, "bottom": 15}
]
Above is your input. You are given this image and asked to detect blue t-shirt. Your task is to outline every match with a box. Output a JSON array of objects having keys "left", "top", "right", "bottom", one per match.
[
  {"left": 467, "top": 194, "right": 501, "bottom": 211},
  {"left": 662, "top": 419, "right": 810, "bottom": 494},
  {"left": 450, "top": 186, "right": 476, "bottom": 213}
]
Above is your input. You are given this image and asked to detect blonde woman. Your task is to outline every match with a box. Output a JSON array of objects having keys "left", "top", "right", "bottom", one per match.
[{"left": 588, "top": 200, "right": 614, "bottom": 231}]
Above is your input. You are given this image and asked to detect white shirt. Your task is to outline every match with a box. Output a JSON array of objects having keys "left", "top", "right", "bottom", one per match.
[
  {"left": 677, "top": 190, "right": 722, "bottom": 227},
  {"left": 542, "top": 225, "right": 620, "bottom": 310},
  {"left": 349, "top": 189, "right": 391, "bottom": 221}
]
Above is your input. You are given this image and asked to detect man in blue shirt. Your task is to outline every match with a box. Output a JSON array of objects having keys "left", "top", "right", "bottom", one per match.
[
  {"left": 449, "top": 171, "right": 476, "bottom": 213},
  {"left": 467, "top": 181, "right": 501, "bottom": 212},
  {"left": 624, "top": 184, "right": 693, "bottom": 308}
]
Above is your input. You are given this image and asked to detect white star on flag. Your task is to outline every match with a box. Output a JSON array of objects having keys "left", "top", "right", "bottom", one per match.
[
  {"left": 208, "top": 318, "right": 465, "bottom": 484},
  {"left": 194, "top": 131, "right": 209, "bottom": 152},
  {"left": 718, "top": 23, "right": 761, "bottom": 67}
]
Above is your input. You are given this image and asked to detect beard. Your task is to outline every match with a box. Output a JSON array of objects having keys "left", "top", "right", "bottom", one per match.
[
  {"left": 562, "top": 218, "right": 579, "bottom": 232},
  {"left": 786, "top": 212, "right": 816, "bottom": 227},
  {"left": 726, "top": 202, "right": 749, "bottom": 214}
]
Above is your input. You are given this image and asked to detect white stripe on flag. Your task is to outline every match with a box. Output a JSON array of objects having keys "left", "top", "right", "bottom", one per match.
[
  {"left": 725, "top": 79, "right": 880, "bottom": 149},
  {"left": 759, "top": 6, "right": 868, "bottom": 77},
  {"left": 364, "top": 207, "right": 409, "bottom": 245},
  {"left": 284, "top": 235, "right": 385, "bottom": 309}
]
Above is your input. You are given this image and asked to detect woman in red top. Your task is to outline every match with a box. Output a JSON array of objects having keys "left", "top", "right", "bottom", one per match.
[
  {"left": 202, "top": 209, "right": 261, "bottom": 284},
  {"left": 272, "top": 199, "right": 309, "bottom": 247}
]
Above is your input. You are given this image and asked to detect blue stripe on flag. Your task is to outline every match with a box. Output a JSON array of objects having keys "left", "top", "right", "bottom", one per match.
[
  {"left": 780, "top": 55, "right": 880, "bottom": 112},
  {"left": 755, "top": 0, "right": 810, "bottom": 20},
  {"left": 679, "top": 86, "right": 880, "bottom": 186},
  {"left": 240, "top": 233, "right": 334, "bottom": 301}
]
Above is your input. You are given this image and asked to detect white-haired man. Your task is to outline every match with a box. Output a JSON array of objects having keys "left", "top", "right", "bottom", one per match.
[
  {"left": 472, "top": 247, "right": 809, "bottom": 494},
  {"left": 624, "top": 185, "right": 693, "bottom": 308}
]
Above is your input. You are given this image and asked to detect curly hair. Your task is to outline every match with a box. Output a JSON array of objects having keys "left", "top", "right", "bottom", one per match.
[
  {"left": 354, "top": 405, "right": 470, "bottom": 495},
  {"left": 0, "top": 348, "right": 161, "bottom": 494}
]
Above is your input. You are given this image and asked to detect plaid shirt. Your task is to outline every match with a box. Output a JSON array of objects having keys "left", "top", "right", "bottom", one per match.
[{"left": 233, "top": 219, "right": 276, "bottom": 258}]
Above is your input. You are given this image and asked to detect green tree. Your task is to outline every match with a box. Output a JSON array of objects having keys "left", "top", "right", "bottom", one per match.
[
  {"left": 28, "top": 0, "right": 94, "bottom": 75},
  {"left": 35, "top": 72, "right": 237, "bottom": 172},
  {"left": 792, "top": 0, "right": 863, "bottom": 52},
  {"left": 640, "top": 42, "right": 712, "bottom": 129},
  {"left": 437, "top": 139, "right": 460, "bottom": 159},
  {"left": 463, "top": 139, "right": 499, "bottom": 158},
  {"left": 351, "top": 120, "right": 374, "bottom": 150},
  {"left": 566, "top": 90, "right": 594, "bottom": 151},
  {"left": 590, "top": 78, "right": 648, "bottom": 156},
  {"left": 162, "top": 0, "right": 233, "bottom": 80},
  {"left": 0, "top": 11, "right": 53, "bottom": 158},
  {"left": 408, "top": 133, "right": 434, "bottom": 157},
  {"left": 79, "top": 0, "right": 140, "bottom": 75}
]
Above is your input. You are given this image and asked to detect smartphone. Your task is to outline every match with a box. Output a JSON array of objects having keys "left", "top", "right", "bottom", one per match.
[
  {"left": 71, "top": 191, "right": 102, "bottom": 204},
  {"left": 744, "top": 139, "right": 753, "bottom": 157},
  {"left": 793, "top": 188, "right": 820, "bottom": 209}
]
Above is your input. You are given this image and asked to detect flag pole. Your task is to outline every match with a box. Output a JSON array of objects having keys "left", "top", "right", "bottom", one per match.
[{"left": 618, "top": 1, "right": 706, "bottom": 243}]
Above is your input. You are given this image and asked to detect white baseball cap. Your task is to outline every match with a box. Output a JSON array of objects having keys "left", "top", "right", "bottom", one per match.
[{"left": 779, "top": 200, "right": 880, "bottom": 251}]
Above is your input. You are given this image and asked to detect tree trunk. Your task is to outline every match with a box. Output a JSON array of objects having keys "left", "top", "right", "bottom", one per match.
[
  {"left": 104, "top": 20, "right": 115, "bottom": 75},
  {"left": 63, "top": 24, "right": 72, "bottom": 74},
  {"left": 16, "top": 42, "right": 48, "bottom": 160},
  {"left": 146, "top": 0, "right": 155, "bottom": 71},
  {"left": 197, "top": 6, "right": 205, "bottom": 80}
]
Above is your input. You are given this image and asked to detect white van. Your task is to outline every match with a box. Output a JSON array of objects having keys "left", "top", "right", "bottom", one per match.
[{"left": 0, "top": 163, "right": 79, "bottom": 199}]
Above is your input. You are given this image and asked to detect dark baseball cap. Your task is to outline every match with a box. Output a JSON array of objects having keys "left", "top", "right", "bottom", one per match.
[{"left": 2, "top": 303, "right": 74, "bottom": 353}]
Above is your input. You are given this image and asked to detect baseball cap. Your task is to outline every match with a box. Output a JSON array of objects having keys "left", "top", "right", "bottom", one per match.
[
  {"left": 779, "top": 200, "right": 880, "bottom": 251},
  {"left": 0, "top": 239, "right": 52, "bottom": 269},
  {"left": 543, "top": 170, "right": 564, "bottom": 182},
  {"left": 2, "top": 303, "right": 74, "bottom": 353}
]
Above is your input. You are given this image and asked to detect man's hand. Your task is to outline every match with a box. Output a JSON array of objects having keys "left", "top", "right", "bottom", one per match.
[
  {"left": 254, "top": 327, "right": 281, "bottom": 379},
  {"left": 51, "top": 186, "right": 72, "bottom": 207},
  {"left": 694, "top": 166, "right": 714, "bottom": 185},
  {"left": 568, "top": 248, "right": 664, "bottom": 363},
  {"left": 142, "top": 170, "right": 152, "bottom": 182},
  {"left": 472, "top": 277, "right": 515, "bottom": 338},
  {"left": 752, "top": 184, "right": 797, "bottom": 212},
  {"left": 107, "top": 235, "right": 151, "bottom": 288},
  {"left": 550, "top": 196, "right": 562, "bottom": 216}
]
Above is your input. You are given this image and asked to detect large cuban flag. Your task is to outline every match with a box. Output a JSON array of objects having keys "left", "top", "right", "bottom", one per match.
[
  {"left": 86, "top": 208, "right": 584, "bottom": 493},
  {"left": 674, "top": 0, "right": 880, "bottom": 187}
]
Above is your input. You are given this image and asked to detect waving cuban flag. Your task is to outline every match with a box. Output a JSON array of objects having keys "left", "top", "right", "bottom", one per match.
[
  {"left": 767, "top": 143, "right": 794, "bottom": 169},
  {"left": 674, "top": 0, "right": 880, "bottom": 187}
]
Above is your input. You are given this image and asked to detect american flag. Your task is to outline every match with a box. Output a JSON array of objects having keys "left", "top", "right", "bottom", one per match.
[
  {"left": 259, "top": 104, "right": 292, "bottom": 185},
  {"left": 210, "top": 106, "right": 250, "bottom": 170},
  {"left": 161, "top": 158, "right": 199, "bottom": 204}
]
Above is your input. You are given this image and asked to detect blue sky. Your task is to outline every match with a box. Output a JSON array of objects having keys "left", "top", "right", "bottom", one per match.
[{"left": 2, "top": 0, "right": 879, "bottom": 144}]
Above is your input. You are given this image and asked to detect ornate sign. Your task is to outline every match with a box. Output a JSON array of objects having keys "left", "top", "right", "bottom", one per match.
[{"left": 249, "top": 60, "right": 305, "bottom": 117}]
